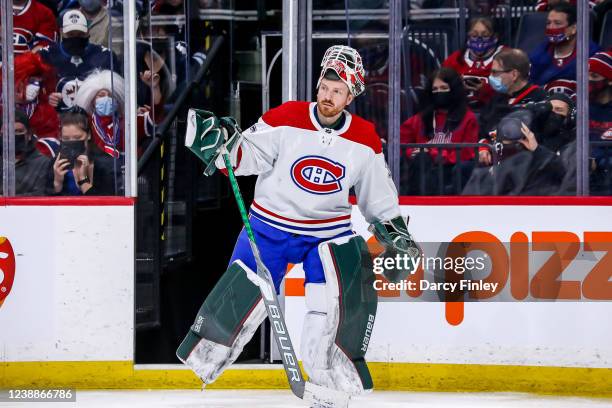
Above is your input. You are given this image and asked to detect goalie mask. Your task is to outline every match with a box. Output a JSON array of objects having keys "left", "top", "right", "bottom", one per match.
[{"left": 317, "top": 45, "right": 366, "bottom": 97}]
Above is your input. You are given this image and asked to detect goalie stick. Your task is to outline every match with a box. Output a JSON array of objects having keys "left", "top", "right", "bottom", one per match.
[{"left": 220, "top": 145, "right": 350, "bottom": 408}]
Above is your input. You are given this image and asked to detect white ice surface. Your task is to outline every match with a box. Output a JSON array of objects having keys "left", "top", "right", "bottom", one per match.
[{"left": 2, "top": 390, "right": 611, "bottom": 408}]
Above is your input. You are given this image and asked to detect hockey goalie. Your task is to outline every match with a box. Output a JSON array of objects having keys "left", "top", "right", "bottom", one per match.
[{"left": 177, "top": 45, "right": 419, "bottom": 406}]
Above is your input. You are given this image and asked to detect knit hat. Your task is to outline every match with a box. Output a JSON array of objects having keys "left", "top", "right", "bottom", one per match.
[
  {"left": 548, "top": 92, "right": 575, "bottom": 112},
  {"left": 589, "top": 51, "right": 612, "bottom": 80}
]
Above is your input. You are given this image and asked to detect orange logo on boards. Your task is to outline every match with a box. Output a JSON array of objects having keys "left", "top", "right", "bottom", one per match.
[
  {"left": 0, "top": 237, "right": 16, "bottom": 309},
  {"left": 284, "top": 231, "right": 612, "bottom": 327},
  {"left": 370, "top": 231, "right": 612, "bottom": 326}
]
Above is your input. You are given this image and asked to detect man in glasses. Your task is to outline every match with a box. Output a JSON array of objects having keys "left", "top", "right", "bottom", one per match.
[{"left": 478, "top": 48, "right": 548, "bottom": 166}]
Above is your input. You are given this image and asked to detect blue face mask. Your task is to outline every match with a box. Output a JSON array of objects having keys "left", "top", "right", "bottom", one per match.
[
  {"left": 466, "top": 36, "right": 497, "bottom": 55},
  {"left": 95, "top": 96, "right": 116, "bottom": 116},
  {"left": 488, "top": 75, "right": 508, "bottom": 94}
]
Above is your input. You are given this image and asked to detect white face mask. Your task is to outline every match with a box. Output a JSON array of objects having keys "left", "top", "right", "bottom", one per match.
[{"left": 25, "top": 83, "right": 41, "bottom": 102}]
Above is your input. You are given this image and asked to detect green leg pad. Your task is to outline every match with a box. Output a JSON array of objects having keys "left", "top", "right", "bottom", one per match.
[
  {"left": 327, "top": 235, "right": 377, "bottom": 390},
  {"left": 177, "top": 262, "right": 262, "bottom": 361}
]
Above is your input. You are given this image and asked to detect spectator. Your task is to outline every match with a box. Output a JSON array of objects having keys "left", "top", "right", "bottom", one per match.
[
  {"left": 39, "top": 9, "right": 120, "bottom": 112},
  {"left": 537, "top": 93, "right": 576, "bottom": 152},
  {"left": 519, "top": 92, "right": 577, "bottom": 153},
  {"left": 153, "top": 0, "right": 184, "bottom": 14},
  {"left": 49, "top": 111, "right": 117, "bottom": 195},
  {"left": 78, "top": 0, "right": 110, "bottom": 47},
  {"left": 535, "top": 0, "right": 599, "bottom": 12},
  {"left": 13, "top": 52, "right": 60, "bottom": 147},
  {"left": 465, "top": 0, "right": 510, "bottom": 16},
  {"left": 12, "top": 0, "right": 57, "bottom": 54},
  {"left": 37, "top": 0, "right": 61, "bottom": 16},
  {"left": 443, "top": 16, "right": 506, "bottom": 110},
  {"left": 135, "top": 44, "right": 168, "bottom": 107},
  {"left": 463, "top": 110, "right": 567, "bottom": 195},
  {"left": 74, "top": 70, "right": 160, "bottom": 158},
  {"left": 478, "top": 48, "right": 548, "bottom": 165},
  {"left": 400, "top": 67, "right": 479, "bottom": 195},
  {"left": 529, "top": 4, "right": 600, "bottom": 99},
  {"left": 0, "top": 110, "right": 52, "bottom": 196},
  {"left": 588, "top": 51, "right": 612, "bottom": 194}
]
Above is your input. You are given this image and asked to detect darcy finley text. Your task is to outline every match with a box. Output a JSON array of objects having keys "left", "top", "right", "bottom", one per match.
[{"left": 373, "top": 279, "right": 500, "bottom": 293}]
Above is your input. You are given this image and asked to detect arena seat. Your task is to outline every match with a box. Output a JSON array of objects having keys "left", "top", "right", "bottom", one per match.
[
  {"left": 514, "top": 12, "right": 548, "bottom": 54},
  {"left": 600, "top": 10, "right": 612, "bottom": 47}
]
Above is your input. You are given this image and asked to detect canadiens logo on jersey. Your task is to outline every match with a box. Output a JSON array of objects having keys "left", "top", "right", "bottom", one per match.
[
  {"left": 13, "top": 28, "right": 34, "bottom": 54},
  {"left": 291, "top": 156, "right": 346, "bottom": 195},
  {"left": 0, "top": 237, "right": 16, "bottom": 310}
]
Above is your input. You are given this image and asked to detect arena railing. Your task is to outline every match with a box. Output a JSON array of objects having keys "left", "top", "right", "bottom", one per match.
[
  {"left": 399, "top": 142, "right": 492, "bottom": 196},
  {"left": 399, "top": 141, "right": 612, "bottom": 197},
  {"left": 135, "top": 35, "right": 224, "bottom": 329}
]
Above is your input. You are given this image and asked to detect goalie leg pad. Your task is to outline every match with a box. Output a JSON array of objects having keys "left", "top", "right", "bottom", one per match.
[
  {"left": 302, "top": 235, "right": 378, "bottom": 395},
  {"left": 301, "top": 283, "right": 337, "bottom": 389},
  {"left": 176, "top": 260, "right": 266, "bottom": 384}
]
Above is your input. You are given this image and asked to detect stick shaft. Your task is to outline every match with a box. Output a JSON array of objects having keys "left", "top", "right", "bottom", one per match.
[{"left": 221, "top": 151, "right": 305, "bottom": 398}]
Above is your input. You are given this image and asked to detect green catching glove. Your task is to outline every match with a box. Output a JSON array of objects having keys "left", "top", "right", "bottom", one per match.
[
  {"left": 185, "top": 109, "right": 244, "bottom": 176},
  {"left": 185, "top": 109, "right": 225, "bottom": 176},
  {"left": 369, "top": 215, "right": 421, "bottom": 283}
]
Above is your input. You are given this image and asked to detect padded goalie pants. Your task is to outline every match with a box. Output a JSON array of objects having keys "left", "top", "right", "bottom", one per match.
[{"left": 229, "top": 216, "right": 353, "bottom": 292}]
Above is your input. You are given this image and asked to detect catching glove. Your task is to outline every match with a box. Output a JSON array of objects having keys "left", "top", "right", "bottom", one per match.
[
  {"left": 185, "top": 110, "right": 243, "bottom": 176},
  {"left": 185, "top": 109, "right": 225, "bottom": 176},
  {"left": 369, "top": 215, "right": 421, "bottom": 283}
]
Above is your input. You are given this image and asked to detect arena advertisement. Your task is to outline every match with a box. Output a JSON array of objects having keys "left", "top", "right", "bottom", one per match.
[
  {"left": 284, "top": 199, "right": 612, "bottom": 369},
  {"left": 0, "top": 200, "right": 134, "bottom": 362}
]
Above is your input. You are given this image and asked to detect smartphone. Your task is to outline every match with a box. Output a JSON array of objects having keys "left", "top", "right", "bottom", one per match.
[
  {"left": 59, "top": 141, "right": 86, "bottom": 170},
  {"left": 464, "top": 77, "right": 481, "bottom": 87}
]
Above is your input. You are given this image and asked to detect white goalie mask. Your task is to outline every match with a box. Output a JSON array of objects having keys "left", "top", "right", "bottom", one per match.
[{"left": 317, "top": 45, "right": 366, "bottom": 97}]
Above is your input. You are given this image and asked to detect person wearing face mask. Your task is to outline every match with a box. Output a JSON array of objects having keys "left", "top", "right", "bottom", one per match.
[
  {"left": 12, "top": 0, "right": 58, "bottom": 54},
  {"left": 587, "top": 51, "right": 612, "bottom": 194},
  {"left": 529, "top": 4, "right": 600, "bottom": 99},
  {"left": 535, "top": 0, "right": 599, "bottom": 12},
  {"left": 400, "top": 67, "right": 479, "bottom": 194},
  {"left": 78, "top": 0, "right": 109, "bottom": 47},
  {"left": 443, "top": 17, "right": 506, "bottom": 110},
  {"left": 74, "top": 70, "right": 159, "bottom": 159},
  {"left": 535, "top": 93, "right": 576, "bottom": 153},
  {"left": 39, "top": 9, "right": 120, "bottom": 112},
  {"left": 48, "top": 111, "right": 117, "bottom": 195},
  {"left": 478, "top": 48, "right": 548, "bottom": 166},
  {"left": 0, "top": 110, "right": 52, "bottom": 196},
  {"left": 463, "top": 110, "right": 567, "bottom": 195},
  {"left": 8, "top": 52, "right": 60, "bottom": 149}
]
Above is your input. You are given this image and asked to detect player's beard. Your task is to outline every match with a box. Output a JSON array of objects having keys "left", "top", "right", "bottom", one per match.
[{"left": 317, "top": 100, "right": 343, "bottom": 118}]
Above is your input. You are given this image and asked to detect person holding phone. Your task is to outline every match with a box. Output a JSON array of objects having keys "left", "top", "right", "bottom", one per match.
[
  {"left": 49, "top": 111, "right": 116, "bottom": 195},
  {"left": 443, "top": 16, "right": 506, "bottom": 110}
]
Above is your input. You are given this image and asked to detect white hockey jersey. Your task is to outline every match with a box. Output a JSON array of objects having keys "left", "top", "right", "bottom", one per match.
[{"left": 218, "top": 101, "right": 401, "bottom": 238}]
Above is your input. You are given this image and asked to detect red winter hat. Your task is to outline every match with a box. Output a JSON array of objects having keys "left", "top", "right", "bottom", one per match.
[{"left": 589, "top": 51, "right": 612, "bottom": 80}]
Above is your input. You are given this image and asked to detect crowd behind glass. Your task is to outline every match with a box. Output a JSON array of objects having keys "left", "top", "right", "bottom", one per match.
[{"left": 1, "top": 0, "right": 610, "bottom": 196}]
